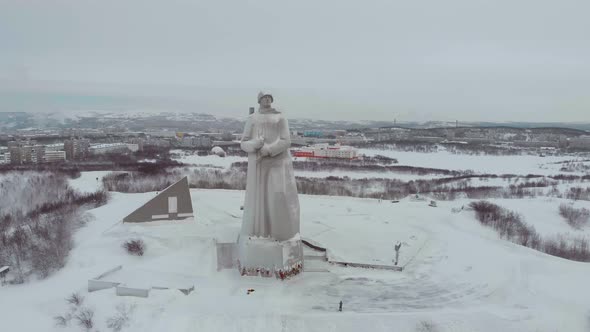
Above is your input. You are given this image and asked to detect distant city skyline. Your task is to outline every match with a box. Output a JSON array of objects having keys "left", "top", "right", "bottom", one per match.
[{"left": 1, "top": 0, "right": 589, "bottom": 122}]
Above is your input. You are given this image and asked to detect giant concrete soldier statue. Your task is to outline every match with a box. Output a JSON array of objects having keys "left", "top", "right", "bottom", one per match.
[
  {"left": 237, "top": 91, "right": 303, "bottom": 278},
  {"left": 240, "top": 91, "right": 300, "bottom": 240}
]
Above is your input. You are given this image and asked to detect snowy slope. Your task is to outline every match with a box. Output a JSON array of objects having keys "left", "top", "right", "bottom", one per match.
[
  {"left": 68, "top": 171, "right": 115, "bottom": 193},
  {"left": 2, "top": 189, "right": 590, "bottom": 332},
  {"left": 486, "top": 198, "right": 590, "bottom": 238}
]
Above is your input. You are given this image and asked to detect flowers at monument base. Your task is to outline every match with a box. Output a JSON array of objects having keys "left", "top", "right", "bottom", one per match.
[{"left": 237, "top": 260, "right": 303, "bottom": 280}]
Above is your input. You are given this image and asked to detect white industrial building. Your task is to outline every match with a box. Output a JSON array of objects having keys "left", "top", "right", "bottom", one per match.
[
  {"left": 292, "top": 144, "right": 359, "bottom": 159},
  {"left": 90, "top": 143, "right": 139, "bottom": 154},
  {"left": 179, "top": 135, "right": 212, "bottom": 148},
  {"left": 0, "top": 147, "right": 8, "bottom": 164},
  {"left": 44, "top": 150, "right": 66, "bottom": 163},
  {"left": 64, "top": 138, "right": 90, "bottom": 160},
  {"left": 0, "top": 153, "right": 9, "bottom": 164},
  {"left": 45, "top": 143, "right": 65, "bottom": 152},
  {"left": 1, "top": 143, "right": 66, "bottom": 164}
]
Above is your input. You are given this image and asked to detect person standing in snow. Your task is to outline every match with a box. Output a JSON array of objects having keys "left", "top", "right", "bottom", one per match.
[{"left": 394, "top": 241, "right": 402, "bottom": 265}]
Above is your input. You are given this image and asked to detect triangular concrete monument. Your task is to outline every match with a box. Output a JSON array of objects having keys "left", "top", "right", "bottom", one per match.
[{"left": 123, "top": 177, "right": 194, "bottom": 223}]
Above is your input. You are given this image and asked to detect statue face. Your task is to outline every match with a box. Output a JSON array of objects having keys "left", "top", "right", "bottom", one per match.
[{"left": 259, "top": 95, "right": 273, "bottom": 108}]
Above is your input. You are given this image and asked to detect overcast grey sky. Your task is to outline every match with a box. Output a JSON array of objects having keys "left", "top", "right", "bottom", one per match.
[{"left": 1, "top": 0, "right": 589, "bottom": 122}]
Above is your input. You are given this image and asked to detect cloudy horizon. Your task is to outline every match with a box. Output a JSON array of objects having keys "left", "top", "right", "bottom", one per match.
[{"left": 1, "top": 0, "right": 589, "bottom": 122}]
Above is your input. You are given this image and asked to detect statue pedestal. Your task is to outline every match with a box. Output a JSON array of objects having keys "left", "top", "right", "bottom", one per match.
[{"left": 237, "top": 235, "right": 303, "bottom": 279}]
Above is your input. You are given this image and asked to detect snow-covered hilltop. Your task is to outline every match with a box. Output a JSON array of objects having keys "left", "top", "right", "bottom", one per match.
[
  {"left": 2, "top": 144, "right": 590, "bottom": 332},
  {"left": 2, "top": 187, "right": 590, "bottom": 331}
]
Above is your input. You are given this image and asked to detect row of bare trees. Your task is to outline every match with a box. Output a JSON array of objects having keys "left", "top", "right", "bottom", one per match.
[
  {"left": 470, "top": 201, "right": 590, "bottom": 262},
  {"left": 354, "top": 142, "right": 439, "bottom": 153},
  {"left": 0, "top": 171, "right": 108, "bottom": 283},
  {"left": 102, "top": 167, "right": 247, "bottom": 193},
  {"left": 354, "top": 142, "right": 524, "bottom": 156},
  {"left": 559, "top": 204, "right": 590, "bottom": 229},
  {"left": 559, "top": 161, "right": 590, "bottom": 173},
  {"left": 232, "top": 160, "right": 464, "bottom": 176},
  {"left": 0, "top": 171, "right": 76, "bottom": 219},
  {"left": 100, "top": 165, "right": 578, "bottom": 203},
  {"left": 102, "top": 163, "right": 590, "bottom": 204}
]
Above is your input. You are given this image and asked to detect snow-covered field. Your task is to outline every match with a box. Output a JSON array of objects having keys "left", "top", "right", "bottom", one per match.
[
  {"left": 68, "top": 171, "right": 115, "bottom": 193},
  {"left": 171, "top": 150, "right": 245, "bottom": 169},
  {"left": 3, "top": 148, "right": 590, "bottom": 331},
  {"left": 171, "top": 150, "right": 447, "bottom": 181},
  {"left": 3, "top": 188, "right": 590, "bottom": 332},
  {"left": 485, "top": 198, "right": 590, "bottom": 238},
  {"left": 172, "top": 148, "right": 590, "bottom": 179},
  {"left": 361, "top": 149, "right": 588, "bottom": 176}
]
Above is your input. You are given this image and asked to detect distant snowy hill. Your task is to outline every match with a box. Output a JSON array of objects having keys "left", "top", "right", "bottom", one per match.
[{"left": 2, "top": 110, "right": 590, "bottom": 133}]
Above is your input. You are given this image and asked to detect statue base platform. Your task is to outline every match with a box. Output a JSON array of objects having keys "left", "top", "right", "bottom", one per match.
[{"left": 237, "top": 235, "right": 303, "bottom": 279}]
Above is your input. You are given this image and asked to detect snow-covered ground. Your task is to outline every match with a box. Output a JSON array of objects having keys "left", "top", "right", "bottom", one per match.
[
  {"left": 361, "top": 149, "right": 588, "bottom": 176},
  {"left": 3, "top": 189, "right": 590, "bottom": 332},
  {"left": 171, "top": 151, "right": 445, "bottom": 181},
  {"left": 171, "top": 150, "right": 245, "bottom": 169},
  {"left": 541, "top": 159, "right": 590, "bottom": 174},
  {"left": 486, "top": 198, "right": 590, "bottom": 238},
  {"left": 172, "top": 148, "right": 589, "bottom": 180},
  {"left": 4, "top": 148, "right": 590, "bottom": 331},
  {"left": 68, "top": 171, "right": 115, "bottom": 193}
]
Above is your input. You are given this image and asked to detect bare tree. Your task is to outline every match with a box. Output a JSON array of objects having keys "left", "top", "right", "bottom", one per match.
[
  {"left": 416, "top": 320, "right": 439, "bottom": 332},
  {"left": 74, "top": 307, "right": 94, "bottom": 331},
  {"left": 106, "top": 303, "right": 136, "bottom": 332},
  {"left": 66, "top": 292, "right": 84, "bottom": 307},
  {"left": 53, "top": 314, "right": 70, "bottom": 327},
  {"left": 559, "top": 203, "right": 590, "bottom": 229},
  {"left": 0, "top": 171, "right": 108, "bottom": 282}
]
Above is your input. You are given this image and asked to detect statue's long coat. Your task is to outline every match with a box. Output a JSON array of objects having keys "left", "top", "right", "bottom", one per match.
[{"left": 240, "top": 108, "right": 300, "bottom": 241}]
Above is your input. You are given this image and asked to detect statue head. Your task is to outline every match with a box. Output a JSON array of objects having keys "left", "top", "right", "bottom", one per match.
[{"left": 257, "top": 91, "right": 273, "bottom": 108}]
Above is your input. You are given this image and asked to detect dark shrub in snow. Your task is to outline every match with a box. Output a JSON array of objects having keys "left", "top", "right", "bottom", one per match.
[
  {"left": 559, "top": 203, "right": 590, "bottom": 229},
  {"left": 123, "top": 239, "right": 145, "bottom": 256}
]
